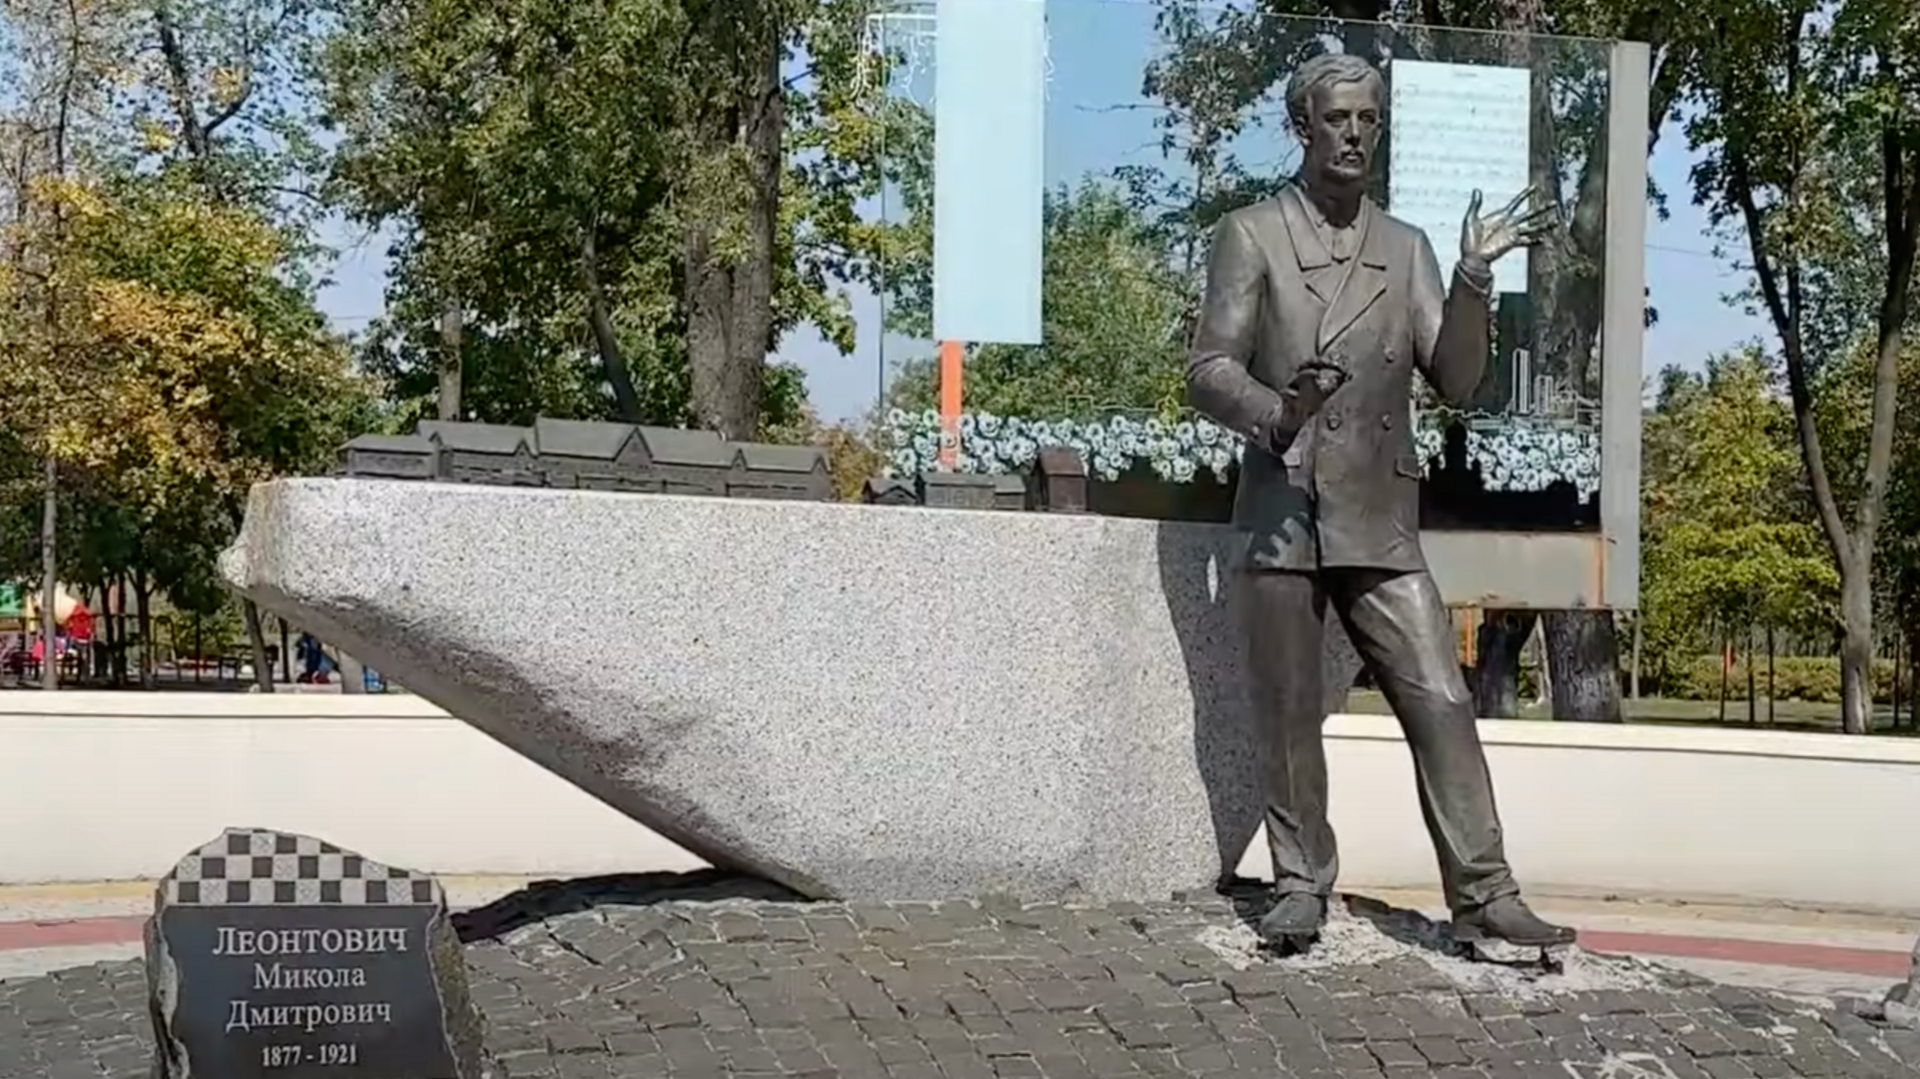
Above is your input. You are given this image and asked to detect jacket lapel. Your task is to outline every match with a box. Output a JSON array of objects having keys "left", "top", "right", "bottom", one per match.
[
  {"left": 1277, "top": 185, "right": 1339, "bottom": 308},
  {"left": 1315, "top": 199, "right": 1390, "bottom": 356}
]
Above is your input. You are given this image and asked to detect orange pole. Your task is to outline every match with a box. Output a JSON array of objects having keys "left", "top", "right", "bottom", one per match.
[{"left": 938, "top": 339, "right": 963, "bottom": 468}]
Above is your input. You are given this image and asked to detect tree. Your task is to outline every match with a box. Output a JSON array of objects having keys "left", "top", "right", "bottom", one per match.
[
  {"left": 7, "top": 176, "right": 369, "bottom": 685},
  {"left": 1638, "top": 352, "right": 1835, "bottom": 701},
  {"left": 126, "top": 0, "right": 333, "bottom": 239},
  {"left": 0, "top": 0, "right": 136, "bottom": 689},
  {"left": 116, "top": 0, "right": 364, "bottom": 686},
  {"left": 1681, "top": 0, "right": 1920, "bottom": 733},
  {"left": 318, "top": 0, "right": 901, "bottom": 438},
  {"left": 4, "top": 0, "right": 368, "bottom": 692},
  {"left": 358, "top": 265, "right": 816, "bottom": 436},
  {"left": 883, "top": 182, "right": 1191, "bottom": 419},
  {"left": 1815, "top": 337, "right": 1920, "bottom": 721}
]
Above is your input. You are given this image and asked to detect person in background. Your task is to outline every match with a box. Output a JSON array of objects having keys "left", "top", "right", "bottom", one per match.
[
  {"left": 65, "top": 601, "right": 93, "bottom": 678},
  {"left": 295, "top": 633, "right": 336, "bottom": 684}
]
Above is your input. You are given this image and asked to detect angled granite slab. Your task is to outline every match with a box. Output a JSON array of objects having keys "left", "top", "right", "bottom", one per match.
[{"left": 221, "top": 478, "right": 1360, "bottom": 902}]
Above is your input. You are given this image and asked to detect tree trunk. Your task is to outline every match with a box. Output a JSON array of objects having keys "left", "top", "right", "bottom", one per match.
[
  {"left": 1629, "top": 615, "right": 1641, "bottom": 699},
  {"left": 1908, "top": 631, "right": 1919, "bottom": 731},
  {"left": 1743, "top": 625, "right": 1755, "bottom": 724},
  {"left": 579, "top": 225, "right": 644, "bottom": 422},
  {"left": 1531, "top": 622, "right": 1551, "bottom": 706},
  {"left": 1544, "top": 609, "right": 1622, "bottom": 722},
  {"left": 1717, "top": 629, "right": 1729, "bottom": 724},
  {"left": 114, "top": 574, "right": 129, "bottom": 686},
  {"left": 683, "top": 31, "right": 783, "bottom": 439},
  {"left": 1891, "top": 632, "right": 1901, "bottom": 730},
  {"left": 243, "top": 600, "right": 274, "bottom": 692},
  {"left": 1838, "top": 569, "right": 1873, "bottom": 734},
  {"left": 38, "top": 455, "right": 58, "bottom": 691},
  {"left": 135, "top": 573, "right": 154, "bottom": 690},
  {"left": 1766, "top": 623, "right": 1776, "bottom": 725},
  {"left": 1472, "top": 609, "right": 1536, "bottom": 718},
  {"left": 437, "top": 296, "right": 464, "bottom": 421},
  {"left": 102, "top": 578, "right": 119, "bottom": 686}
]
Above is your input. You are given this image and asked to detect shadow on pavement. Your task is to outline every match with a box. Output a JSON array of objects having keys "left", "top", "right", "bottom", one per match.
[{"left": 453, "top": 870, "right": 802, "bottom": 943}]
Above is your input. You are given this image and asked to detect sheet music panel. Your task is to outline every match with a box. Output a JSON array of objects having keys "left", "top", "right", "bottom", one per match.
[{"left": 1387, "top": 59, "right": 1532, "bottom": 296}]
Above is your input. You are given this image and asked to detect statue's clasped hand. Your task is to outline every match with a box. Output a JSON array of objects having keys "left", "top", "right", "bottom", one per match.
[
  {"left": 1288, "top": 362, "right": 1348, "bottom": 415},
  {"left": 1460, "top": 185, "right": 1557, "bottom": 265}
]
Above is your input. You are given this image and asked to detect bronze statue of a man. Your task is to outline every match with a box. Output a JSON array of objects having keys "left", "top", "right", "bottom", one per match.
[{"left": 1186, "top": 51, "right": 1574, "bottom": 953}]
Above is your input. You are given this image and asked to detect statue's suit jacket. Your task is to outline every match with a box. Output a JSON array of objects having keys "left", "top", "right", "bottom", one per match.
[{"left": 1187, "top": 182, "right": 1493, "bottom": 573}]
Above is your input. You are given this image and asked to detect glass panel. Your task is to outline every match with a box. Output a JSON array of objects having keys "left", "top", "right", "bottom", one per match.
[{"left": 865, "top": 2, "right": 1615, "bottom": 532}]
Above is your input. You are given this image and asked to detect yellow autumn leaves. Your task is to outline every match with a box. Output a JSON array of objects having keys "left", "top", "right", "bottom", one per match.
[{"left": 0, "top": 176, "right": 361, "bottom": 509}]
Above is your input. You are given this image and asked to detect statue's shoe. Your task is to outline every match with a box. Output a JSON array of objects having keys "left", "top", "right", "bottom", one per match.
[{"left": 1256, "top": 891, "right": 1328, "bottom": 944}]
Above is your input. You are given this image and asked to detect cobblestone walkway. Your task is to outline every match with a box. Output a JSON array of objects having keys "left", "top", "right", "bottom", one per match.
[{"left": 3, "top": 886, "right": 1917, "bottom": 1079}]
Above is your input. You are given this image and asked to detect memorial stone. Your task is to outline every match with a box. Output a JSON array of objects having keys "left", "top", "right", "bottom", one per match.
[{"left": 144, "top": 827, "right": 486, "bottom": 1079}]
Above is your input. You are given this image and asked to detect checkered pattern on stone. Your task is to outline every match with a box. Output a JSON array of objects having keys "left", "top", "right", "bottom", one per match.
[{"left": 159, "top": 829, "right": 440, "bottom": 907}]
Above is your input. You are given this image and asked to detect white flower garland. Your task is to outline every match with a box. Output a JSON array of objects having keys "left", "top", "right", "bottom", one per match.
[{"left": 880, "top": 409, "right": 1601, "bottom": 499}]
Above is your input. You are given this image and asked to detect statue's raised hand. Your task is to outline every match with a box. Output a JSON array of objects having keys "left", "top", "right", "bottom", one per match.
[{"left": 1460, "top": 186, "right": 1556, "bottom": 265}]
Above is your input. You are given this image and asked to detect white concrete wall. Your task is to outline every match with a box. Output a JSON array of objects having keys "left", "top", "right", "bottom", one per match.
[{"left": 5, "top": 693, "right": 1917, "bottom": 913}]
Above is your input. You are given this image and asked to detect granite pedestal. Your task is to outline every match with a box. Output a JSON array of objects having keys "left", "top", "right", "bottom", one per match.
[{"left": 221, "top": 479, "right": 1363, "bottom": 902}]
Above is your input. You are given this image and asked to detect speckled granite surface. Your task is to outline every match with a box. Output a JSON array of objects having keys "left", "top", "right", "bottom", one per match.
[{"left": 221, "top": 479, "right": 1364, "bottom": 902}]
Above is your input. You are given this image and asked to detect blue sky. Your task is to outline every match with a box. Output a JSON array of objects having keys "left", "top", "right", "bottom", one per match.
[{"left": 311, "top": 5, "right": 1767, "bottom": 423}]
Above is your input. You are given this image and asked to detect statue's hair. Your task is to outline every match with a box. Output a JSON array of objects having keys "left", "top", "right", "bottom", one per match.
[{"left": 1285, "top": 52, "right": 1385, "bottom": 134}]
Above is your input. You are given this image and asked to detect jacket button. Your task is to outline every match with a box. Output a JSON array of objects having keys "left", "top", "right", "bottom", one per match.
[
  {"left": 1384, "top": 347, "right": 1397, "bottom": 363},
  {"left": 1325, "top": 413, "right": 1343, "bottom": 431},
  {"left": 1380, "top": 414, "right": 1394, "bottom": 430}
]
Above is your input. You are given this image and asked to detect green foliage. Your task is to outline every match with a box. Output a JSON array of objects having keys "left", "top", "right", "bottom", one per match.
[
  {"left": 0, "top": 0, "right": 371, "bottom": 640},
  {"left": 883, "top": 182, "right": 1191, "bottom": 420},
  {"left": 1666, "top": 654, "right": 1907, "bottom": 705},
  {"left": 1638, "top": 352, "right": 1835, "bottom": 683},
  {"left": 1678, "top": 0, "right": 1920, "bottom": 731},
  {"left": 1680, "top": 0, "right": 1918, "bottom": 379},
  {"left": 1819, "top": 341, "right": 1920, "bottom": 640},
  {"left": 816, "top": 424, "right": 886, "bottom": 502},
  {"left": 318, "top": 0, "right": 913, "bottom": 433}
]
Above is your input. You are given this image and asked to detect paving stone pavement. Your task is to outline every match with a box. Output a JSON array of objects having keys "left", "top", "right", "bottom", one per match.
[{"left": 2, "top": 879, "right": 1918, "bottom": 1079}]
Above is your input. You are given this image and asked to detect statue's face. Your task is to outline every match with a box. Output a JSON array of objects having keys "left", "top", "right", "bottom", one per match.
[{"left": 1299, "top": 78, "right": 1381, "bottom": 187}]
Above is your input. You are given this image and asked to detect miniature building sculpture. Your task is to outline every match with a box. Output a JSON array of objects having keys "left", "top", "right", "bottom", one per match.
[
  {"left": 864, "top": 478, "right": 920, "bottom": 506},
  {"left": 730, "top": 444, "right": 832, "bottom": 501},
  {"left": 635, "top": 427, "right": 737, "bottom": 496},
  {"left": 1030, "top": 446, "right": 1090, "bottom": 513},
  {"left": 339, "top": 417, "right": 845, "bottom": 505},
  {"left": 417, "top": 421, "right": 542, "bottom": 486},
  {"left": 532, "top": 418, "right": 655, "bottom": 491},
  {"left": 992, "top": 474, "right": 1027, "bottom": 511},
  {"left": 338, "top": 434, "right": 442, "bottom": 481},
  {"left": 917, "top": 471, "right": 998, "bottom": 511}
]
